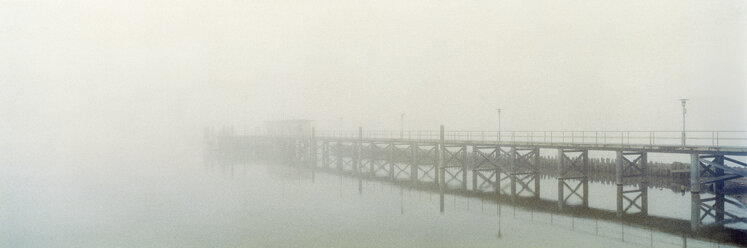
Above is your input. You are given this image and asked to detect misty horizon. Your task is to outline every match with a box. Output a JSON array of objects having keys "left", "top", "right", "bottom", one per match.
[{"left": 2, "top": 0, "right": 746, "bottom": 247}]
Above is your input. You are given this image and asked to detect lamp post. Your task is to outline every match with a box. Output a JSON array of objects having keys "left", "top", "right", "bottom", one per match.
[
  {"left": 679, "top": 99, "right": 689, "bottom": 146},
  {"left": 400, "top": 113, "right": 404, "bottom": 139},
  {"left": 496, "top": 108, "right": 502, "bottom": 142}
]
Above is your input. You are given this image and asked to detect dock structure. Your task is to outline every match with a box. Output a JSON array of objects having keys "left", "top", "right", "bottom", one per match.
[{"left": 208, "top": 126, "right": 747, "bottom": 233}]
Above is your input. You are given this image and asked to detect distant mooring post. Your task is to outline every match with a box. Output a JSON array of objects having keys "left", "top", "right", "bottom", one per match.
[{"left": 680, "top": 99, "right": 688, "bottom": 146}]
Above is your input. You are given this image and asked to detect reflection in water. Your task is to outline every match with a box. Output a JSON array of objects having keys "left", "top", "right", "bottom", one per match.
[
  {"left": 215, "top": 143, "right": 747, "bottom": 244},
  {"left": 262, "top": 160, "right": 744, "bottom": 247},
  {"left": 2, "top": 152, "right": 743, "bottom": 248},
  {"left": 497, "top": 203, "right": 502, "bottom": 238}
]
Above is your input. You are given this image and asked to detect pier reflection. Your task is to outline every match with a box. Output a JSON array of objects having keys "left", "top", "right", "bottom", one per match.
[{"left": 206, "top": 149, "right": 747, "bottom": 247}]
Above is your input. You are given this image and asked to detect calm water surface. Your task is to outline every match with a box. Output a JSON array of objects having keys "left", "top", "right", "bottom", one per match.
[{"left": 1, "top": 148, "right": 741, "bottom": 248}]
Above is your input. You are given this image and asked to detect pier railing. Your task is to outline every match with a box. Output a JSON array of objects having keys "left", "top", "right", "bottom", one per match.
[{"left": 313, "top": 130, "right": 747, "bottom": 147}]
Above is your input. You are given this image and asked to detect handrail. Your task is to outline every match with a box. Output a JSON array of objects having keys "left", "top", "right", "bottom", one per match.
[{"left": 297, "top": 130, "right": 747, "bottom": 148}]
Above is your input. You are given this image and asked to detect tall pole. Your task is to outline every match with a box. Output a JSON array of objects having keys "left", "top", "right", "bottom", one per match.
[
  {"left": 679, "top": 99, "right": 688, "bottom": 146},
  {"left": 496, "top": 108, "right": 502, "bottom": 142},
  {"left": 400, "top": 113, "right": 404, "bottom": 139}
]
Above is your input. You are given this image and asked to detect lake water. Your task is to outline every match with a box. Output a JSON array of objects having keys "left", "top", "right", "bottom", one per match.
[{"left": 1, "top": 145, "right": 743, "bottom": 247}]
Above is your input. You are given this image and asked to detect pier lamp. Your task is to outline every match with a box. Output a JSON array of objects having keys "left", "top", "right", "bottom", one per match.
[
  {"left": 400, "top": 113, "right": 404, "bottom": 139},
  {"left": 679, "top": 99, "right": 688, "bottom": 146},
  {"left": 496, "top": 108, "right": 502, "bottom": 142}
]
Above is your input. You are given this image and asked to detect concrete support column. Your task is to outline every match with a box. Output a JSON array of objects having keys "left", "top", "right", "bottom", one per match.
[
  {"left": 310, "top": 128, "right": 316, "bottom": 168},
  {"left": 533, "top": 147, "right": 541, "bottom": 200},
  {"left": 582, "top": 150, "right": 589, "bottom": 208},
  {"left": 641, "top": 152, "right": 648, "bottom": 216},
  {"left": 462, "top": 145, "right": 468, "bottom": 191},
  {"left": 369, "top": 144, "right": 375, "bottom": 177},
  {"left": 389, "top": 142, "right": 395, "bottom": 180},
  {"left": 310, "top": 129, "right": 316, "bottom": 182},
  {"left": 336, "top": 141, "right": 343, "bottom": 171},
  {"left": 439, "top": 125, "right": 445, "bottom": 188},
  {"left": 495, "top": 146, "right": 501, "bottom": 196},
  {"left": 410, "top": 142, "right": 418, "bottom": 183},
  {"left": 510, "top": 146, "right": 517, "bottom": 201},
  {"left": 357, "top": 127, "right": 363, "bottom": 194},
  {"left": 557, "top": 148, "right": 564, "bottom": 210},
  {"left": 356, "top": 127, "right": 362, "bottom": 175},
  {"left": 714, "top": 155, "right": 725, "bottom": 224},
  {"left": 493, "top": 145, "right": 501, "bottom": 196},
  {"left": 322, "top": 141, "right": 329, "bottom": 168},
  {"left": 690, "top": 153, "right": 701, "bottom": 231},
  {"left": 495, "top": 168, "right": 501, "bottom": 196},
  {"left": 472, "top": 146, "right": 478, "bottom": 192},
  {"left": 439, "top": 125, "right": 445, "bottom": 213},
  {"left": 616, "top": 151, "right": 623, "bottom": 217}
]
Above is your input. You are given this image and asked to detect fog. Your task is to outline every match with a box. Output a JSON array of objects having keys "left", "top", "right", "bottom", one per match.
[{"left": 1, "top": 0, "right": 746, "bottom": 247}]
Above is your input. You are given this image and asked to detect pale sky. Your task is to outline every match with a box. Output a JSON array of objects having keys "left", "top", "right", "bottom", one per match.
[
  {"left": 3, "top": 2, "right": 747, "bottom": 246},
  {"left": 1, "top": 0, "right": 745, "bottom": 151}
]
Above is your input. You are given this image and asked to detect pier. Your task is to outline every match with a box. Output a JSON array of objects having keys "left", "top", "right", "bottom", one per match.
[{"left": 208, "top": 125, "right": 747, "bottom": 244}]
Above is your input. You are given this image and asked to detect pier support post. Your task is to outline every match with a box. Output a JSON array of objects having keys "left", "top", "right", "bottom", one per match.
[
  {"left": 310, "top": 128, "right": 316, "bottom": 182},
  {"left": 410, "top": 142, "right": 418, "bottom": 183},
  {"left": 433, "top": 145, "right": 440, "bottom": 186},
  {"left": 510, "top": 146, "right": 516, "bottom": 201},
  {"left": 472, "top": 152, "right": 478, "bottom": 192},
  {"left": 714, "top": 155, "right": 725, "bottom": 224},
  {"left": 336, "top": 141, "right": 343, "bottom": 171},
  {"left": 439, "top": 125, "right": 445, "bottom": 189},
  {"left": 690, "top": 153, "right": 701, "bottom": 231},
  {"left": 533, "top": 147, "right": 540, "bottom": 200},
  {"left": 583, "top": 168, "right": 589, "bottom": 208},
  {"left": 558, "top": 149, "right": 564, "bottom": 210},
  {"left": 389, "top": 142, "right": 395, "bottom": 180},
  {"left": 310, "top": 128, "right": 317, "bottom": 167},
  {"left": 462, "top": 144, "right": 468, "bottom": 191},
  {"left": 357, "top": 127, "right": 363, "bottom": 193},
  {"left": 616, "top": 151, "right": 623, "bottom": 217},
  {"left": 439, "top": 125, "right": 445, "bottom": 213},
  {"left": 369, "top": 143, "right": 375, "bottom": 177},
  {"left": 495, "top": 167, "right": 501, "bottom": 197},
  {"left": 641, "top": 152, "right": 648, "bottom": 216},
  {"left": 322, "top": 141, "right": 329, "bottom": 169},
  {"left": 354, "top": 127, "right": 362, "bottom": 175},
  {"left": 495, "top": 145, "right": 502, "bottom": 196}
]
